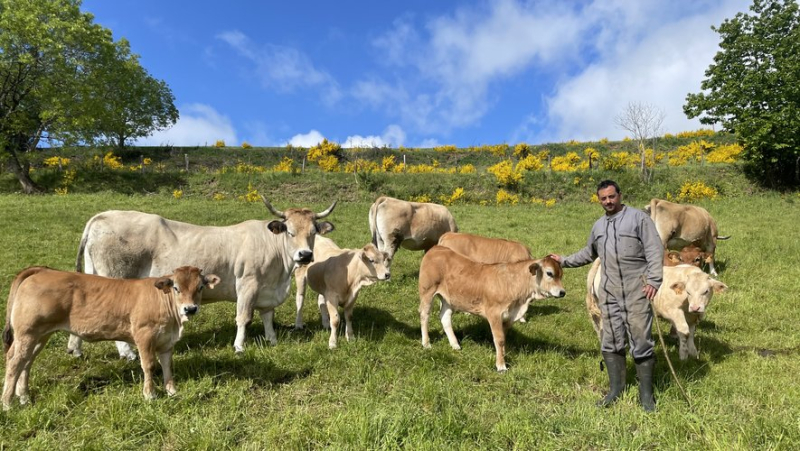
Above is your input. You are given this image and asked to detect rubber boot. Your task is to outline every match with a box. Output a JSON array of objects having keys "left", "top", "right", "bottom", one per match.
[
  {"left": 635, "top": 355, "right": 656, "bottom": 412},
  {"left": 597, "top": 351, "right": 626, "bottom": 407}
]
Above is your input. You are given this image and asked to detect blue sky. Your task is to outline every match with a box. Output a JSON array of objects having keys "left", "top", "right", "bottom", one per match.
[{"left": 81, "top": 0, "right": 750, "bottom": 148}]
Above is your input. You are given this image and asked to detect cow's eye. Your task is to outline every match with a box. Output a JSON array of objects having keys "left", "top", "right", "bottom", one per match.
[
  {"left": 173, "top": 286, "right": 180, "bottom": 293},
  {"left": 369, "top": 258, "right": 375, "bottom": 263},
  {"left": 546, "top": 271, "right": 553, "bottom": 278},
  {"left": 287, "top": 230, "right": 295, "bottom": 237}
]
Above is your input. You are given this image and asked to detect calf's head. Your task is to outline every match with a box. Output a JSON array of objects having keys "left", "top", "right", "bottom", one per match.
[
  {"left": 155, "top": 266, "right": 221, "bottom": 319},
  {"left": 529, "top": 256, "right": 566, "bottom": 299},
  {"left": 664, "top": 243, "right": 707, "bottom": 268},
  {"left": 359, "top": 243, "right": 391, "bottom": 281},
  {"left": 262, "top": 196, "right": 336, "bottom": 264},
  {"left": 669, "top": 271, "right": 727, "bottom": 313}
]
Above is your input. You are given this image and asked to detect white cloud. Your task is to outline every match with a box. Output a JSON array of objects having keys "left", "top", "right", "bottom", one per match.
[
  {"left": 343, "top": 124, "right": 406, "bottom": 148},
  {"left": 287, "top": 130, "right": 326, "bottom": 148},
  {"left": 218, "top": 30, "right": 342, "bottom": 105},
  {"left": 137, "top": 103, "right": 238, "bottom": 146}
]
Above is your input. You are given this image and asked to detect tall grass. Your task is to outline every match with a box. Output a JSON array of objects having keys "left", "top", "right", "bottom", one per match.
[{"left": 1, "top": 192, "right": 799, "bottom": 449}]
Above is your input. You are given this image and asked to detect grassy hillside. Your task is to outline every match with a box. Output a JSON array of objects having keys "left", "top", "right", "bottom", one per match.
[{"left": 1, "top": 191, "right": 799, "bottom": 449}]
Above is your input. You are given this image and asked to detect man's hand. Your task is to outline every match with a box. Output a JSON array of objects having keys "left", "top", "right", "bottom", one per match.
[
  {"left": 547, "top": 254, "right": 561, "bottom": 263},
  {"left": 642, "top": 284, "right": 658, "bottom": 300}
]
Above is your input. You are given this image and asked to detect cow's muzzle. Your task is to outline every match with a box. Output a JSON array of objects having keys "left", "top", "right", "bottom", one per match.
[
  {"left": 182, "top": 305, "right": 199, "bottom": 316},
  {"left": 296, "top": 250, "right": 313, "bottom": 264}
]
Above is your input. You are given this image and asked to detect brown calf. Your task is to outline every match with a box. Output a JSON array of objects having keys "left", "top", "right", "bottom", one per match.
[
  {"left": 418, "top": 246, "right": 565, "bottom": 372},
  {"left": 3, "top": 266, "right": 219, "bottom": 409}
]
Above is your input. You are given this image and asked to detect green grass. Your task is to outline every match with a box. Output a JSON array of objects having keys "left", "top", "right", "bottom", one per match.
[{"left": 1, "top": 191, "right": 799, "bottom": 449}]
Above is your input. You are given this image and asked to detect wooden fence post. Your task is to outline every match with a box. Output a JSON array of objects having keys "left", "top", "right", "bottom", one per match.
[{"left": 184, "top": 154, "right": 189, "bottom": 172}]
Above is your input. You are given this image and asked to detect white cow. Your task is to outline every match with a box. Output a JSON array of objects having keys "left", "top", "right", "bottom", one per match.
[
  {"left": 369, "top": 196, "right": 457, "bottom": 261},
  {"left": 70, "top": 197, "right": 336, "bottom": 357}
]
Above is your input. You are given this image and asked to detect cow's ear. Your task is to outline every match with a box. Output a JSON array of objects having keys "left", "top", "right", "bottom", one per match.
[
  {"left": 155, "top": 277, "right": 174, "bottom": 293},
  {"left": 204, "top": 274, "right": 221, "bottom": 289},
  {"left": 670, "top": 282, "right": 685, "bottom": 295},
  {"left": 267, "top": 220, "right": 286, "bottom": 234},
  {"left": 528, "top": 262, "right": 541, "bottom": 275},
  {"left": 382, "top": 251, "right": 391, "bottom": 262},
  {"left": 711, "top": 279, "right": 728, "bottom": 294},
  {"left": 667, "top": 251, "right": 681, "bottom": 264},
  {"left": 317, "top": 221, "right": 335, "bottom": 235}
]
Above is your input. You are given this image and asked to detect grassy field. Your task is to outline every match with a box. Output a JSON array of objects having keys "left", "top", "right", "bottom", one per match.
[{"left": 1, "top": 191, "right": 799, "bottom": 449}]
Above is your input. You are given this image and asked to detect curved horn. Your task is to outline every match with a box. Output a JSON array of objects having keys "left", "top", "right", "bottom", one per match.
[
  {"left": 314, "top": 200, "right": 338, "bottom": 219},
  {"left": 261, "top": 195, "right": 286, "bottom": 219}
]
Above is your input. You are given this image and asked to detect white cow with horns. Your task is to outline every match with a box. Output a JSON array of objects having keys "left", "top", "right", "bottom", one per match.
[{"left": 69, "top": 196, "right": 336, "bottom": 357}]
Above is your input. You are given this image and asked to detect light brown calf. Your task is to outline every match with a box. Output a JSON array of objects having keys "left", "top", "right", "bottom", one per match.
[
  {"left": 418, "top": 246, "right": 565, "bottom": 372},
  {"left": 3, "top": 266, "right": 219, "bottom": 409},
  {"left": 369, "top": 196, "right": 458, "bottom": 260},
  {"left": 306, "top": 243, "right": 391, "bottom": 349},
  {"left": 293, "top": 235, "right": 343, "bottom": 330},
  {"left": 437, "top": 232, "right": 532, "bottom": 263},
  {"left": 586, "top": 260, "right": 727, "bottom": 359},
  {"left": 664, "top": 243, "right": 707, "bottom": 268}
]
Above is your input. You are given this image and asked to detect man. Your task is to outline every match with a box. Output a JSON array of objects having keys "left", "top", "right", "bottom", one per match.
[{"left": 550, "top": 180, "right": 663, "bottom": 411}]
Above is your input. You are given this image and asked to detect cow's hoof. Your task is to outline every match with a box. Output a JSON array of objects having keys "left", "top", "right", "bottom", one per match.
[
  {"left": 67, "top": 349, "right": 83, "bottom": 357},
  {"left": 496, "top": 366, "right": 508, "bottom": 373}
]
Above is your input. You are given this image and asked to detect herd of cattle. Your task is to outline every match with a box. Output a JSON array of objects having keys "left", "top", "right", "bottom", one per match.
[{"left": 2, "top": 195, "right": 729, "bottom": 409}]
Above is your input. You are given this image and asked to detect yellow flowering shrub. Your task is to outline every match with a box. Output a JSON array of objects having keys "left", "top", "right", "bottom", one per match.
[
  {"left": 496, "top": 189, "right": 519, "bottom": 205},
  {"left": 407, "top": 164, "right": 435, "bottom": 174},
  {"left": 43, "top": 156, "right": 70, "bottom": 168},
  {"left": 307, "top": 139, "right": 342, "bottom": 163},
  {"left": 459, "top": 164, "right": 476, "bottom": 174},
  {"left": 391, "top": 163, "right": 406, "bottom": 173},
  {"left": 545, "top": 198, "right": 556, "bottom": 208},
  {"left": 668, "top": 140, "right": 714, "bottom": 166},
  {"left": 143, "top": 158, "right": 152, "bottom": 165},
  {"left": 706, "top": 143, "right": 743, "bottom": 163},
  {"left": 565, "top": 139, "right": 581, "bottom": 146},
  {"left": 550, "top": 152, "right": 582, "bottom": 172},
  {"left": 669, "top": 181, "right": 718, "bottom": 202},
  {"left": 602, "top": 151, "right": 637, "bottom": 170},
  {"left": 433, "top": 145, "right": 458, "bottom": 152},
  {"left": 516, "top": 154, "right": 544, "bottom": 172},
  {"left": 382, "top": 155, "right": 396, "bottom": 172},
  {"left": 584, "top": 147, "right": 600, "bottom": 161},
  {"left": 344, "top": 158, "right": 380, "bottom": 173},
  {"left": 238, "top": 183, "right": 261, "bottom": 202},
  {"left": 513, "top": 143, "right": 531, "bottom": 158},
  {"left": 676, "top": 129, "right": 715, "bottom": 139},
  {"left": 213, "top": 193, "right": 226, "bottom": 201},
  {"left": 241, "top": 142, "right": 252, "bottom": 149},
  {"left": 234, "top": 162, "right": 267, "bottom": 174},
  {"left": 591, "top": 193, "right": 600, "bottom": 203},
  {"left": 273, "top": 157, "right": 295, "bottom": 173},
  {"left": 409, "top": 194, "right": 432, "bottom": 203},
  {"left": 214, "top": 140, "right": 226, "bottom": 148},
  {"left": 101, "top": 152, "right": 124, "bottom": 170},
  {"left": 487, "top": 160, "right": 523, "bottom": 188},
  {"left": 317, "top": 155, "right": 340, "bottom": 172},
  {"left": 439, "top": 187, "right": 465, "bottom": 206},
  {"left": 173, "top": 189, "right": 183, "bottom": 199},
  {"left": 599, "top": 138, "right": 609, "bottom": 144}
]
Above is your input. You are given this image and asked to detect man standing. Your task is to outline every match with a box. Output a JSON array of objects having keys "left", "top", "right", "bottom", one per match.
[{"left": 550, "top": 180, "right": 663, "bottom": 411}]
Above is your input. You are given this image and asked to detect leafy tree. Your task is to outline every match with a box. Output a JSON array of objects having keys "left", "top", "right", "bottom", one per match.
[
  {"left": 684, "top": 0, "right": 800, "bottom": 187},
  {"left": 0, "top": 0, "right": 177, "bottom": 193},
  {"left": 92, "top": 40, "right": 178, "bottom": 150}
]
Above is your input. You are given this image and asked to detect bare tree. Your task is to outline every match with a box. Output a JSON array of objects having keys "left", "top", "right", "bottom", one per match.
[{"left": 615, "top": 102, "right": 665, "bottom": 181}]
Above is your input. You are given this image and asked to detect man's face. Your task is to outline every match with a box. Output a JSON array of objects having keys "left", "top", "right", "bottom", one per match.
[{"left": 597, "top": 185, "right": 623, "bottom": 215}]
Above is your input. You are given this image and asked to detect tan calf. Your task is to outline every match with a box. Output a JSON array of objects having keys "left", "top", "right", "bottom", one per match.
[
  {"left": 586, "top": 260, "right": 727, "bottom": 359},
  {"left": 369, "top": 196, "right": 458, "bottom": 260},
  {"left": 293, "top": 235, "right": 343, "bottom": 330},
  {"left": 418, "top": 246, "right": 565, "bottom": 372},
  {"left": 305, "top": 243, "right": 391, "bottom": 349},
  {"left": 437, "top": 232, "right": 532, "bottom": 263},
  {"left": 3, "top": 266, "right": 219, "bottom": 409},
  {"left": 664, "top": 243, "right": 707, "bottom": 268}
]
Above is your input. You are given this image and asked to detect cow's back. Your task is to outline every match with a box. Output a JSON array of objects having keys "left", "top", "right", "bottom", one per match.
[{"left": 438, "top": 232, "right": 530, "bottom": 263}]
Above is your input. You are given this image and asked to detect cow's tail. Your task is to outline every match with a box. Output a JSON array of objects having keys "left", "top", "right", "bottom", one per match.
[
  {"left": 3, "top": 267, "right": 46, "bottom": 354},
  {"left": 369, "top": 197, "right": 384, "bottom": 248},
  {"left": 75, "top": 215, "right": 97, "bottom": 273}
]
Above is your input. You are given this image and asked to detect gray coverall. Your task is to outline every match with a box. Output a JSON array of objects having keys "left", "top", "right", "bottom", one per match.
[{"left": 561, "top": 205, "right": 664, "bottom": 359}]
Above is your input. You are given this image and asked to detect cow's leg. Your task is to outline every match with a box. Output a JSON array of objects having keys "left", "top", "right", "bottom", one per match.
[
  {"left": 67, "top": 334, "right": 83, "bottom": 357},
  {"left": 317, "top": 294, "right": 330, "bottom": 329},
  {"left": 16, "top": 335, "right": 51, "bottom": 405},
  {"left": 343, "top": 296, "right": 358, "bottom": 342},
  {"left": 233, "top": 283, "right": 259, "bottom": 352},
  {"left": 669, "top": 315, "right": 691, "bottom": 361},
  {"left": 3, "top": 335, "right": 36, "bottom": 410},
  {"left": 439, "top": 299, "right": 461, "bottom": 351},
  {"left": 487, "top": 315, "right": 508, "bottom": 372},
  {"left": 686, "top": 323, "right": 699, "bottom": 359},
  {"left": 325, "top": 297, "right": 341, "bottom": 349},
  {"left": 294, "top": 267, "right": 307, "bottom": 330},
  {"left": 419, "top": 290, "right": 435, "bottom": 348},
  {"left": 115, "top": 341, "right": 137, "bottom": 361},
  {"left": 259, "top": 309, "right": 278, "bottom": 346},
  {"left": 158, "top": 350, "right": 176, "bottom": 396},
  {"left": 136, "top": 340, "right": 158, "bottom": 400}
]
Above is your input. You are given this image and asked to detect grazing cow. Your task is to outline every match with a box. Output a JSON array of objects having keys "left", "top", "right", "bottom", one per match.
[
  {"left": 305, "top": 243, "right": 391, "bottom": 349},
  {"left": 664, "top": 243, "right": 707, "bottom": 268},
  {"left": 293, "top": 235, "right": 343, "bottom": 330},
  {"left": 71, "top": 197, "right": 336, "bottom": 357},
  {"left": 418, "top": 246, "right": 565, "bottom": 372},
  {"left": 3, "top": 266, "right": 219, "bottom": 409},
  {"left": 586, "top": 259, "right": 727, "bottom": 359},
  {"left": 437, "top": 232, "right": 532, "bottom": 263},
  {"left": 645, "top": 199, "right": 730, "bottom": 276},
  {"left": 369, "top": 196, "right": 458, "bottom": 260}
]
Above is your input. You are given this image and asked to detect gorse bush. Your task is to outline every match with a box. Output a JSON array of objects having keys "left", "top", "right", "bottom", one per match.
[
  {"left": 668, "top": 181, "right": 719, "bottom": 202},
  {"left": 487, "top": 160, "right": 523, "bottom": 188}
]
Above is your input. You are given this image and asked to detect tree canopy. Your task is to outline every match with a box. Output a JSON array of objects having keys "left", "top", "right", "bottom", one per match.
[
  {"left": 0, "top": 0, "right": 178, "bottom": 193},
  {"left": 684, "top": 0, "right": 800, "bottom": 188}
]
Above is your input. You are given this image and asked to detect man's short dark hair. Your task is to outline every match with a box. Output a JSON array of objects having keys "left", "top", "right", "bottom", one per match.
[{"left": 597, "top": 179, "right": 620, "bottom": 194}]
